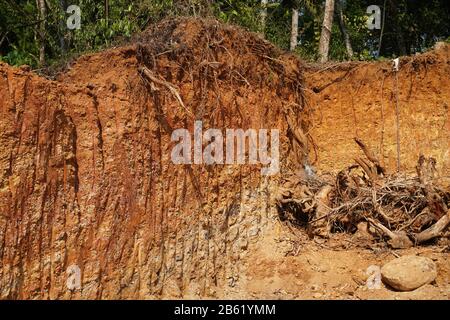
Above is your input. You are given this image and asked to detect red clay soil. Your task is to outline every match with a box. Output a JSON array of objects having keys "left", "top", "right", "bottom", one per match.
[
  {"left": 0, "top": 18, "right": 448, "bottom": 299},
  {"left": 305, "top": 45, "right": 450, "bottom": 185},
  {"left": 0, "top": 18, "right": 308, "bottom": 299}
]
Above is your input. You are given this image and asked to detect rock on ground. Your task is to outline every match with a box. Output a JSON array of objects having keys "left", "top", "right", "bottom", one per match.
[{"left": 381, "top": 255, "right": 437, "bottom": 291}]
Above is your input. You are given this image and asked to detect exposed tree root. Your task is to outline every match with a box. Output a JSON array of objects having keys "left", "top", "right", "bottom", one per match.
[
  {"left": 276, "top": 139, "right": 450, "bottom": 248},
  {"left": 415, "top": 209, "right": 450, "bottom": 243},
  {"left": 138, "top": 66, "right": 194, "bottom": 118}
]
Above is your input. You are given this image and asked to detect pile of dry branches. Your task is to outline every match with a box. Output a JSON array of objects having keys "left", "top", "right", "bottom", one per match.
[{"left": 276, "top": 138, "right": 450, "bottom": 248}]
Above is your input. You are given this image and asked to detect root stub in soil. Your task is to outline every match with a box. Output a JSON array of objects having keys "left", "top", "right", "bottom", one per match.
[{"left": 276, "top": 138, "right": 450, "bottom": 249}]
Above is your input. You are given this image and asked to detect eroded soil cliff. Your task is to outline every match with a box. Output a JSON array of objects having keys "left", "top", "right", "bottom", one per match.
[{"left": 0, "top": 18, "right": 448, "bottom": 299}]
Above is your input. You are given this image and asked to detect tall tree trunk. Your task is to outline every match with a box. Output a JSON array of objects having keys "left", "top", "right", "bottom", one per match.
[
  {"left": 290, "top": 8, "right": 299, "bottom": 51},
  {"left": 59, "top": 0, "right": 67, "bottom": 54},
  {"left": 388, "top": 0, "right": 407, "bottom": 56},
  {"left": 377, "top": 0, "right": 387, "bottom": 57},
  {"left": 397, "top": 30, "right": 407, "bottom": 56},
  {"left": 318, "top": 0, "right": 335, "bottom": 63},
  {"left": 260, "top": 0, "right": 268, "bottom": 37},
  {"left": 105, "top": 0, "right": 109, "bottom": 23},
  {"left": 37, "top": 0, "right": 46, "bottom": 66},
  {"left": 336, "top": 0, "right": 353, "bottom": 58}
]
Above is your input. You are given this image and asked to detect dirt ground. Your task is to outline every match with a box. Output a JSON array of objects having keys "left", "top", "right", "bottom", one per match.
[{"left": 234, "top": 222, "right": 449, "bottom": 300}]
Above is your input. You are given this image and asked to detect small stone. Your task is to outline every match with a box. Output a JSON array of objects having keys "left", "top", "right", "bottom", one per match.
[
  {"left": 381, "top": 255, "right": 437, "bottom": 291},
  {"left": 313, "top": 292, "right": 322, "bottom": 299}
]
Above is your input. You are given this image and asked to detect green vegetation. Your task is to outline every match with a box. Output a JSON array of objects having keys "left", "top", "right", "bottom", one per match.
[{"left": 0, "top": 0, "right": 449, "bottom": 69}]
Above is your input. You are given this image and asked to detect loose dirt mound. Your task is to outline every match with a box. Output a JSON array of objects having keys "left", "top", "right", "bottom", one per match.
[{"left": 0, "top": 18, "right": 448, "bottom": 300}]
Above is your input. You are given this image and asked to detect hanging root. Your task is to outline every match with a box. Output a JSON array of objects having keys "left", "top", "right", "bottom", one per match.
[{"left": 138, "top": 66, "right": 194, "bottom": 118}]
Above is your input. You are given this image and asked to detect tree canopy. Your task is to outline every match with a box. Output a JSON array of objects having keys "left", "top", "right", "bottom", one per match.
[{"left": 0, "top": 0, "right": 449, "bottom": 69}]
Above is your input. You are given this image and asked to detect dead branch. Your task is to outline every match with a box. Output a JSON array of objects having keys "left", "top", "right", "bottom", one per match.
[
  {"left": 354, "top": 137, "right": 386, "bottom": 175},
  {"left": 355, "top": 157, "right": 378, "bottom": 182},
  {"left": 372, "top": 189, "right": 394, "bottom": 225},
  {"left": 276, "top": 153, "right": 449, "bottom": 247},
  {"left": 367, "top": 218, "right": 413, "bottom": 248},
  {"left": 309, "top": 185, "right": 333, "bottom": 238},
  {"left": 415, "top": 209, "right": 450, "bottom": 243},
  {"left": 416, "top": 155, "right": 448, "bottom": 219}
]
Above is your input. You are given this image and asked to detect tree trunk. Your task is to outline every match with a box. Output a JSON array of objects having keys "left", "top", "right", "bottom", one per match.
[
  {"left": 388, "top": 0, "right": 407, "bottom": 56},
  {"left": 59, "top": 0, "right": 67, "bottom": 54},
  {"left": 318, "top": 0, "right": 335, "bottom": 63},
  {"left": 260, "top": 0, "right": 268, "bottom": 37},
  {"left": 377, "top": 0, "right": 387, "bottom": 57},
  {"left": 290, "top": 8, "right": 299, "bottom": 51},
  {"left": 336, "top": 0, "right": 353, "bottom": 58},
  {"left": 397, "top": 30, "right": 407, "bottom": 56},
  {"left": 37, "top": 0, "right": 46, "bottom": 66},
  {"left": 105, "top": 0, "right": 109, "bottom": 23}
]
